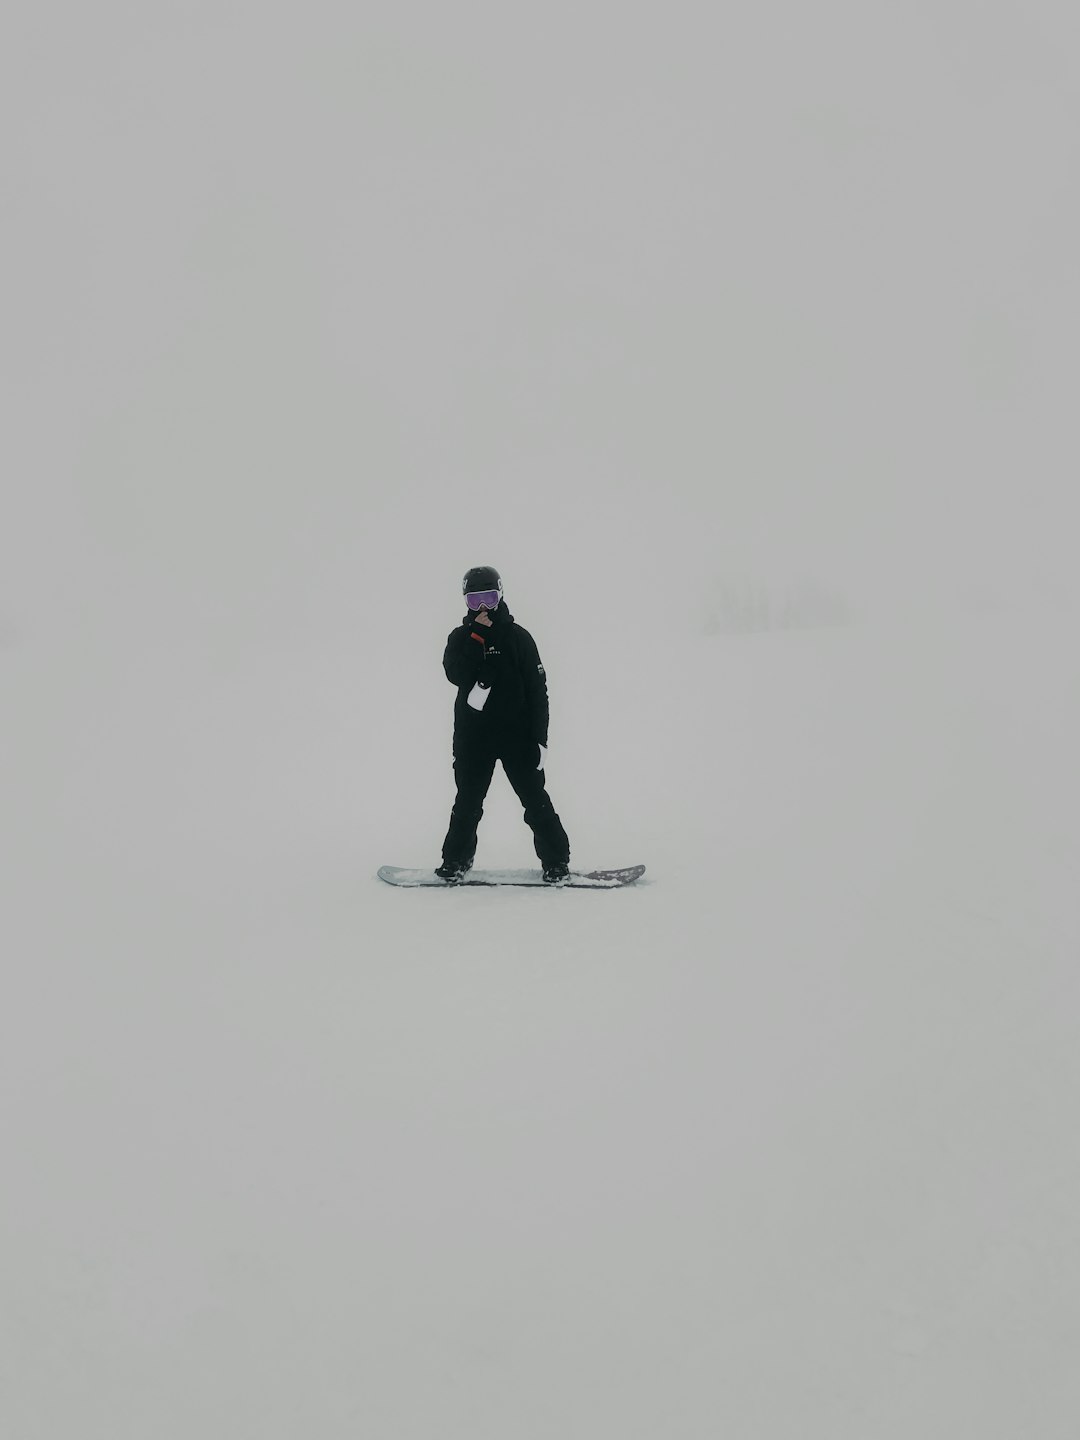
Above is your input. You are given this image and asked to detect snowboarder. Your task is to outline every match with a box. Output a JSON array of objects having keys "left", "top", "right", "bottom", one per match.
[{"left": 437, "top": 566, "right": 571, "bottom": 884}]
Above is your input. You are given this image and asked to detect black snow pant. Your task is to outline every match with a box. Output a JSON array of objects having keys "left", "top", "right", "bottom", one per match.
[{"left": 442, "top": 739, "right": 570, "bottom": 869}]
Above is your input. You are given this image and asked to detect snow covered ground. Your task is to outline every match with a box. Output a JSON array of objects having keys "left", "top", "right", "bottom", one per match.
[
  {"left": 4, "top": 598, "right": 1079, "bottom": 1438},
  {"left": 5, "top": 2, "right": 1080, "bottom": 1436}
]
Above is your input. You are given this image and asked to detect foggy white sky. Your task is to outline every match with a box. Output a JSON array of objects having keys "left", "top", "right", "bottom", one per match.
[
  {"left": 4, "top": 0, "right": 1077, "bottom": 650},
  {"left": 4, "top": 10, "right": 1080, "bottom": 1435}
]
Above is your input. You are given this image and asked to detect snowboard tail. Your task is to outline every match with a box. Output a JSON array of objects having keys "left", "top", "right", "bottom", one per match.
[{"left": 378, "top": 864, "right": 645, "bottom": 889}]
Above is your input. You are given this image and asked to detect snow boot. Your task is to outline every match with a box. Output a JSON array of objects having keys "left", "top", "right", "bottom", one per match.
[
  {"left": 435, "top": 858, "right": 474, "bottom": 884},
  {"left": 542, "top": 861, "right": 571, "bottom": 885}
]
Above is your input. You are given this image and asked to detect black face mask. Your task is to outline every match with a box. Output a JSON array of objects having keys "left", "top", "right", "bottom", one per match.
[{"left": 467, "top": 599, "right": 504, "bottom": 623}]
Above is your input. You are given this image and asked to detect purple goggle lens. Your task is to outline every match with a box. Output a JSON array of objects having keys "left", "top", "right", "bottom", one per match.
[{"left": 465, "top": 589, "right": 500, "bottom": 611}]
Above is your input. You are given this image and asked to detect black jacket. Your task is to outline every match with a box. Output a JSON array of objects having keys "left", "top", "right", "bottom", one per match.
[{"left": 443, "top": 602, "right": 550, "bottom": 753}]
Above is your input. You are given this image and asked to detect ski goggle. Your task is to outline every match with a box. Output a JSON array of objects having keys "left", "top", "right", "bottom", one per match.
[{"left": 465, "top": 589, "right": 500, "bottom": 611}]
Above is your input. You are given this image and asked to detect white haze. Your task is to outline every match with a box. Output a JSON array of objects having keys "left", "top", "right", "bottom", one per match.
[{"left": 3, "top": 2, "right": 1079, "bottom": 1436}]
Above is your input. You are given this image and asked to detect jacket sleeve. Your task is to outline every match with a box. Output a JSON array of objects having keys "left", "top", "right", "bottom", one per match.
[
  {"left": 520, "top": 630, "right": 550, "bottom": 747},
  {"left": 443, "top": 625, "right": 487, "bottom": 687}
]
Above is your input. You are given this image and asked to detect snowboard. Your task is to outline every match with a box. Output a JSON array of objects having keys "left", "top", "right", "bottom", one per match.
[{"left": 378, "top": 864, "right": 645, "bottom": 889}]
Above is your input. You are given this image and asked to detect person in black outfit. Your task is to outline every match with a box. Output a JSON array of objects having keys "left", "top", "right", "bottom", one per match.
[{"left": 437, "top": 566, "right": 571, "bottom": 884}]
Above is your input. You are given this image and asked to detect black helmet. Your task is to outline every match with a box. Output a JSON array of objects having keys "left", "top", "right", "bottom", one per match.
[{"left": 462, "top": 565, "right": 503, "bottom": 598}]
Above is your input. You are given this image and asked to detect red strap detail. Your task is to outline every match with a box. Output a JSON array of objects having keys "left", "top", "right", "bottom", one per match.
[{"left": 470, "top": 632, "right": 486, "bottom": 644}]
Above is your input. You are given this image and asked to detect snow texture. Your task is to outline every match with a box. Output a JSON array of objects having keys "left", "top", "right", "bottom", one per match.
[{"left": 3, "top": 1, "right": 1080, "bottom": 1436}]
